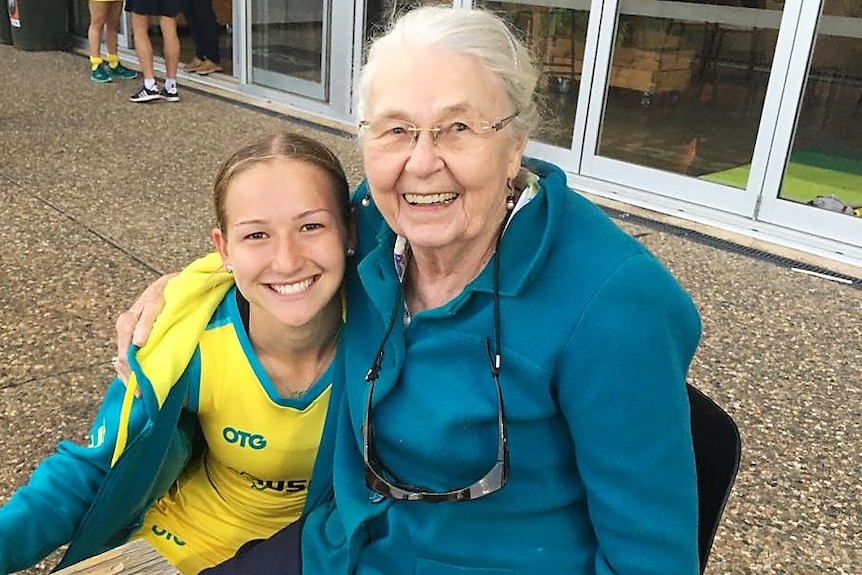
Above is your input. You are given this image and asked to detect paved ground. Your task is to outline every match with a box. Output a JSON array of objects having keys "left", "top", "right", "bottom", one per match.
[{"left": 1, "top": 45, "right": 860, "bottom": 575}]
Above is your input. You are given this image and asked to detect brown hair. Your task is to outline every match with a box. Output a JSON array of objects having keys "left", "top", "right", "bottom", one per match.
[{"left": 213, "top": 131, "right": 350, "bottom": 233}]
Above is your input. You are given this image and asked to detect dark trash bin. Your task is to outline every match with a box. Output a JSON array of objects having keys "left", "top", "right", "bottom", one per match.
[
  {"left": 1, "top": 0, "right": 13, "bottom": 45},
  {"left": 9, "top": 0, "right": 72, "bottom": 51}
]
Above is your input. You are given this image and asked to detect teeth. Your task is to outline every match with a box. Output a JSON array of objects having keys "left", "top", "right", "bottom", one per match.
[
  {"left": 270, "top": 278, "right": 314, "bottom": 295},
  {"left": 403, "top": 192, "right": 458, "bottom": 205}
]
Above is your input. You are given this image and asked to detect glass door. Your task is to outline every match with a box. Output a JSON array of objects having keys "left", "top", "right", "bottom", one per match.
[
  {"left": 474, "top": 0, "right": 595, "bottom": 168},
  {"left": 248, "top": 0, "right": 331, "bottom": 100},
  {"left": 580, "top": 0, "right": 802, "bottom": 217},
  {"left": 756, "top": 0, "right": 862, "bottom": 255}
]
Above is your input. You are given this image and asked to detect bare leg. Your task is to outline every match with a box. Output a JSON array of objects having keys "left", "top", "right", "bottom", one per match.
[
  {"left": 159, "top": 16, "right": 180, "bottom": 80},
  {"left": 103, "top": 1, "right": 124, "bottom": 56},
  {"left": 131, "top": 13, "right": 154, "bottom": 79},
  {"left": 87, "top": 1, "right": 111, "bottom": 59}
]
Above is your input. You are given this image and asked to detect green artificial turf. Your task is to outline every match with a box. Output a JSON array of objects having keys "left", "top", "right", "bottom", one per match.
[{"left": 702, "top": 150, "right": 862, "bottom": 206}]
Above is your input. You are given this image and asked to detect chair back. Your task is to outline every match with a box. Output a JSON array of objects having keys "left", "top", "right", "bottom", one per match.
[{"left": 688, "top": 383, "right": 741, "bottom": 574}]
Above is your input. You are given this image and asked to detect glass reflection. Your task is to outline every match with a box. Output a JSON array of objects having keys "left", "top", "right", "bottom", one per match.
[
  {"left": 364, "top": 0, "right": 451, "bottom": 44},
  {"left": 598, "top": 0, "right": 784, "bottom": 181},
  {"left": 251, "top": 1, "right": 323, "bottom": 86},
  {"left": 479, "top": 1, "right": 589, "bottom": 148},
  {"left": 778, "top": 3, "right": 862, "bottom": 218}
]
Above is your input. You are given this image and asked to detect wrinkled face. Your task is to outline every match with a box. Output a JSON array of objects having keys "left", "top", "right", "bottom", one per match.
[
  {"left": 361, "top": 46, "right": 526, "bottom": 256},
  {"left": 212, "top": 158, "right": 348, "bottom": 330}
]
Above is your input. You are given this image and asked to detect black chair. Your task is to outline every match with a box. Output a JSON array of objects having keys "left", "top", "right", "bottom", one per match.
[{"left": 688, "top": 383, "right": 742, "bottom": 574}]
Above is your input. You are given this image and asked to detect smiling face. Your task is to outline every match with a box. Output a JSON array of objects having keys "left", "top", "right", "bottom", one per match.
[
  {"left": 212, "top": 158, "right": 348, "bottom": 331},
  {"left": 362, "top": 46, "right": 527, "bottom": 261}
]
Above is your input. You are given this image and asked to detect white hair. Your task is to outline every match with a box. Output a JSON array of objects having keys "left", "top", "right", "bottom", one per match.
[{"left": 356, "top": 6, "right": 539, "bottom": 140}]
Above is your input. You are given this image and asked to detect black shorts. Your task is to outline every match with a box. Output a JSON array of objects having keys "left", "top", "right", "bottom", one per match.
[
  {"left": 199, "top": 517, "right": 305, "bottom": 575},
  {"left": 124, "top": 0, "right": 181, "bottom": 16}
]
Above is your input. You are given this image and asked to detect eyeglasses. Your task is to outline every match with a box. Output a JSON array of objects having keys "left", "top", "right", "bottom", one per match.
[
  {"left": 358, "top": 112, "right": 519, "bottom": 154},
  {"left": 362, "top": 227, "right": 509, "bottom": 502}
]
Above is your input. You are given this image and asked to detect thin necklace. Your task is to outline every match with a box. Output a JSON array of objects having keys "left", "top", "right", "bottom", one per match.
[{"left": 284, "top": 325, "right": 341, "bottom": 399}]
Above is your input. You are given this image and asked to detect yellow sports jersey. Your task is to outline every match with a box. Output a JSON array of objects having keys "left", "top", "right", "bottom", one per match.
[{"left": 136, "top": 288, "right": 333, "bottom": 575}]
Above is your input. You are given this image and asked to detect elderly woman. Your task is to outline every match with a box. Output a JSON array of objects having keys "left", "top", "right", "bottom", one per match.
[{"left": 119, "top": 7, "right": 702, "bottom": 575}]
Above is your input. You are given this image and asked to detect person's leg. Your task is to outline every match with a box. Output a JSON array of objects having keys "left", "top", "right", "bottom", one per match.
[
  {"left": 129, "top": 11, "right": 161, "bottom": 101},
  {"left": 102, "top": 0, "right": 120, "bottom": 56},
  {"left": 197, "top": 0, "right": 220, "bottom": 63},
  {"left": 159, "top": 15, "right": 181, "bottom": 101},
  {"left": 130, "top": 12, "right": 154, "bottom": 79},
  {"left": 159, "top": 16, "right": 180, "bottom": 81},
  {"left": 104, "top": 1, "right": 138, "bottom": 79},
  {"left": 182, "top": 0, "right": 204, "bottom": 59},
  {"left": 192, "top": 0, "right": 221, "bottom": 74},
  {"left": 87, "top": 1, "right": 112, "bottom": 81},
  {"left": 87, "top": 1, "right": 110, "bottom": 59},
  {"left": 181, "top": 0, "right": 205, "bottom": 70},
  {"left": 199, "top": 518, "right": 305, "bottom": 575}
]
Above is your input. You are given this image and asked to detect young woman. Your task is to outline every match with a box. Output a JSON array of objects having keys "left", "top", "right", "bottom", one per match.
[{"left": 0, "top": 131, "right": 354, "bottom": 575}]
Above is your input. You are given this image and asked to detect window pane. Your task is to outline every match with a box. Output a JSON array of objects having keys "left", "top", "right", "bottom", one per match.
[
  {"left": 364, "top": 0, "right": 452, "bottom": 45},
  {"left": 779, "top": 6, "right": 862, "bottom": 218},
  {"left": 251, "top": 0, "right": 324, "bottom": 85},
  {"left": 598, "top": 0, "right": 784, "bottom": 182},
  {"left": 479, "top": 1, "right": 590, "bottom": 148}
]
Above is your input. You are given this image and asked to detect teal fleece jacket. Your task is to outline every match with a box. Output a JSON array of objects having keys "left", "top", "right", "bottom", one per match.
[
  {"left": 0, "top": 263, "right": 341, "bottom": 574},
  {"left": 301, "top": 158, "right": 702, "bottom": 575}
]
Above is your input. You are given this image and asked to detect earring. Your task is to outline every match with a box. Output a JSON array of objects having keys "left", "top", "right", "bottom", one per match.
[
  {"left": 226, "top": 264, "right": 234, "bottom": 274},
  {"left": 505, "top": 177, "right": 516, "bottom": 210},
  {"left": 361, "top": 194, "right": 371, "bottom": 207},
  {"left": 346, "top": 247, "right": 356, "bottom": 257}
]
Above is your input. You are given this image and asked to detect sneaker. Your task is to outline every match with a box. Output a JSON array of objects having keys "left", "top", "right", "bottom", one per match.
[
  {"left": 195, "top": 59, "right": 223, "bottom": 75},
  {"left": 183, "top": 56, "right": 204, "bottom": 72},
  {"left": 108, "top": 62, "right": 138, "bottom": 80},
  {"left": 160, "top": 87, "right": 180, "bottom": 103},
  {"left": 90, "top": 63, "right": 112, "bottom": 84},
  {"left": 129, "top": 84, "right": 161, "bottom": 103}
]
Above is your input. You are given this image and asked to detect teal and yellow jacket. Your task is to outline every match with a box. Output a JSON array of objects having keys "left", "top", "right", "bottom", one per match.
[{"left": 0, "top": 256, "right": 340, "bottom": 574}]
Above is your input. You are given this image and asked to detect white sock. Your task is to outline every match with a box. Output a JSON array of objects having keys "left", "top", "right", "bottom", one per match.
[
  {"left": 164, "top": 78, "right": 177, "bottom": 91},
  {"left": 144, "top": 78, "right": 157, "bottom": 91}
]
